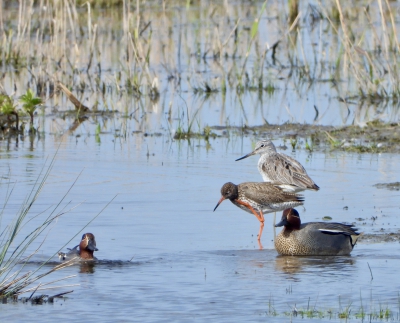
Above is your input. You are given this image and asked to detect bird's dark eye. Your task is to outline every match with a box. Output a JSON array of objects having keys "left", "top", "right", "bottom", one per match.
[
  {"left": 81, "top": 234, "right": 86, "bottom": 240},
  {"left": 261, "top": 144, "right": 265, "bottom": 147}
]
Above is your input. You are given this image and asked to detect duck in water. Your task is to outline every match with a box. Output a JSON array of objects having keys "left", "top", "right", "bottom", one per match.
[
  {"left": 58, "top": 233, "right": 98, "bottom": 261},
  {"left": 274, "top": 209, "right": 360, "bottom": 256}
]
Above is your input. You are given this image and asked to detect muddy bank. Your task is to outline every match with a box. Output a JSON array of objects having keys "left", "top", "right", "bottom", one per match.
[
  {"left": 211, "top": 121, "right": 400, "bottom": 153},
  {"left": 373, "top": 182, "right": 400, "bottom": 191},
  {"left": 358, "top": 232, "right": 400, "bottom": 243}
]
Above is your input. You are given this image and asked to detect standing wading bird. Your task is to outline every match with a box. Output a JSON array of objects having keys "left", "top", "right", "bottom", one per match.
[
  {"left": 58, "top": 233, "right": 98, "bottom": 261},
  {"left": 213, "top": 182, "right": 304, "bottom": 248},
  {"left": 274, "top": 209, "right": 360, "bottom": 256},
  {"left": 235, "top": 140, "right": 319, "bottom": 193}
]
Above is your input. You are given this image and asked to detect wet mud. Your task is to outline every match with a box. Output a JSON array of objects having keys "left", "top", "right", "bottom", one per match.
[
  {"left": 373, "top": 182, "right": 400, "bottom": 191},
  {"left": 358, "top": 232, "right": 400, "bottom": 243},
  {"left": 211, "top": 121, "right": 400, "bottom": 153}
]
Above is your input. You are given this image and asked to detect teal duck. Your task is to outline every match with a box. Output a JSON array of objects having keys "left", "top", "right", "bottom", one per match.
[
  {"left": 274, "top": 209, "right": 360, "bottom": 256},
  {"left": 58, "top": 233, "right": 98, "bottom": 261}
]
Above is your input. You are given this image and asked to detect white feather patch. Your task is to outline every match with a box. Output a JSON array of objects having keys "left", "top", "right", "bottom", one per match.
[{"left": 319, "top": 229, "right": 344, "bottom": 234}]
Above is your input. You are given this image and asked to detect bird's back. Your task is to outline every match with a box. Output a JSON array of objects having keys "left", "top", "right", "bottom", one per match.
[
  {"left": 238, "top": 182, "right": 304, "bottom": 213},
  {"left": 239, "top": 182, "right": 303, "bottom": 204},
  {"left": 58, "top": 245, "right": 80, "bottom": 261},
  {"left": 275, "top": 222, "right": 359, "bottom": 256},
  {"left": 258, "top": 152, "right": 319, "bottom": 192}
]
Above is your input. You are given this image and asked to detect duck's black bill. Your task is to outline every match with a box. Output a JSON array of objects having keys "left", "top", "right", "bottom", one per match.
[
  {"left": 275, "top": 218, "right": 289, "bottom": 227},
  {"left": 87, "top": 239, "right": 98, "bottom": 251}
]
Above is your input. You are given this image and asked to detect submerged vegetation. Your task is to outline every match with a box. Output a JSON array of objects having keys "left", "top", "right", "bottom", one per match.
[{"left": 266, "top": 296, "right": 396, "bottom": 321}]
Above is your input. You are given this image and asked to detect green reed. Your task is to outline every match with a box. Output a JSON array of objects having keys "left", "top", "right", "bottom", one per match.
[{"left": 271, "top": 293, "right": 397, "bottom": 321}]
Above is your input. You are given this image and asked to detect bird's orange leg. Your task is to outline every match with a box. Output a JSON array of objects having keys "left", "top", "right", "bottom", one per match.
[
  {"left": 257, "top": 239, "right": 264, "bottom": 250},
  {"left": 235, "top": 200, "right": 265, "bottom": 244},
  {"left": 257, "top": 210, "right": 265, "bottom": 241},
  {"left": 235, "top": 200, "right": 264, "bottom": 222}
]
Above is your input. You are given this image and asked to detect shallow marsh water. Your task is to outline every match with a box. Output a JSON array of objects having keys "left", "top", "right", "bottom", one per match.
[
  {"left": 1, "top": 0, "right": 400, "bottom": 321},
  {"left": 1, "top": 134, "right": 400, "bottom": 322}
]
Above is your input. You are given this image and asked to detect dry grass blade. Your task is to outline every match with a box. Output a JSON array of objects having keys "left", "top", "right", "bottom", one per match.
[
  {"left": 0, "top": 238, "right": 78, "bottom": 297},
  {"left": 0, "top": 272, "right": 30, "bottom": 295},
  {"left": 22, "top": 274, "right": 77, "bottom": 294},
  {"left": 19, "top": 271, "right": 78, "bottom": 296},
  {"left": 383, "top": 0, "right": 400, "bottom": 53}
]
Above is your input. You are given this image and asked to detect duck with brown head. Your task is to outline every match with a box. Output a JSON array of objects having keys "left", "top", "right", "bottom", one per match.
[
  {"left": 274, "top": 209, "right": 360, "bottom": 256},
  {"left": 214, "top": 182, "right": 304, "bottom": 248},
  {"left": 58, "top": 233, "right": 98, "bottom": 261}
]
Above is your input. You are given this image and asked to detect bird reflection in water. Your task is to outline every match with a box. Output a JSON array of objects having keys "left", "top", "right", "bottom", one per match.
[
  {"left": 79, "top": 261, "right": 96, "bottom": 274},
  {"left": 274, "top": 256, "right": 356, "bottom": 276}
]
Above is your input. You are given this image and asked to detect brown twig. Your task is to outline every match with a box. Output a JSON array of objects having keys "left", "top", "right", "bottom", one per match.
[
  {"left": 57, "top": 82, "right": 90, "bottom": 113},
  {"left": 49, "top": 290, "right": 74, "bottom": 299}
]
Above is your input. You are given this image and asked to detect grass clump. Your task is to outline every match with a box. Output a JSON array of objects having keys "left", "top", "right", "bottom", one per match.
[
  {"left": 273, "top": 302, "right": 395, "bottom": 320},
  {"left": 0, "top": 157, "right": 77, "bottom": 299},
  {"left": 0, "top": 94, "right": 19, "bottom": 131},
  {"left": 305, "top": 138, "right": 314, "bottom": 152},
  {"left": 0, "top": 89, "right": 42, "bottom": 134},
  {"left": 290, "top": 138, "right": 298, "bottom": 150},
  {"left": 20, "top": 89, "right": 43, "bottom": 132}
]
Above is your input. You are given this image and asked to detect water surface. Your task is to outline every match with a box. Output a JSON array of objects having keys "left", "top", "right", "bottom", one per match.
[{"left": 1, "top": 135, "right": 400, "bottom": 322}]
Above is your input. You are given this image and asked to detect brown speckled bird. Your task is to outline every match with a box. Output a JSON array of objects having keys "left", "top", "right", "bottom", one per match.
[{"left": 213, "top": 182, "right": 304, "bottom": 246}]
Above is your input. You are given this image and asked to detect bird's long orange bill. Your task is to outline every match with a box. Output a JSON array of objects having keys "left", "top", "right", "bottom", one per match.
[{"left": 213, "top": 196, "right": 225, "bottom": 212}]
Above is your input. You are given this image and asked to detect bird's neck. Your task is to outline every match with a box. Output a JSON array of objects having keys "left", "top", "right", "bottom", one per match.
[{"left": 79, "top": 249, "right": 94, "bottom": 260}]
